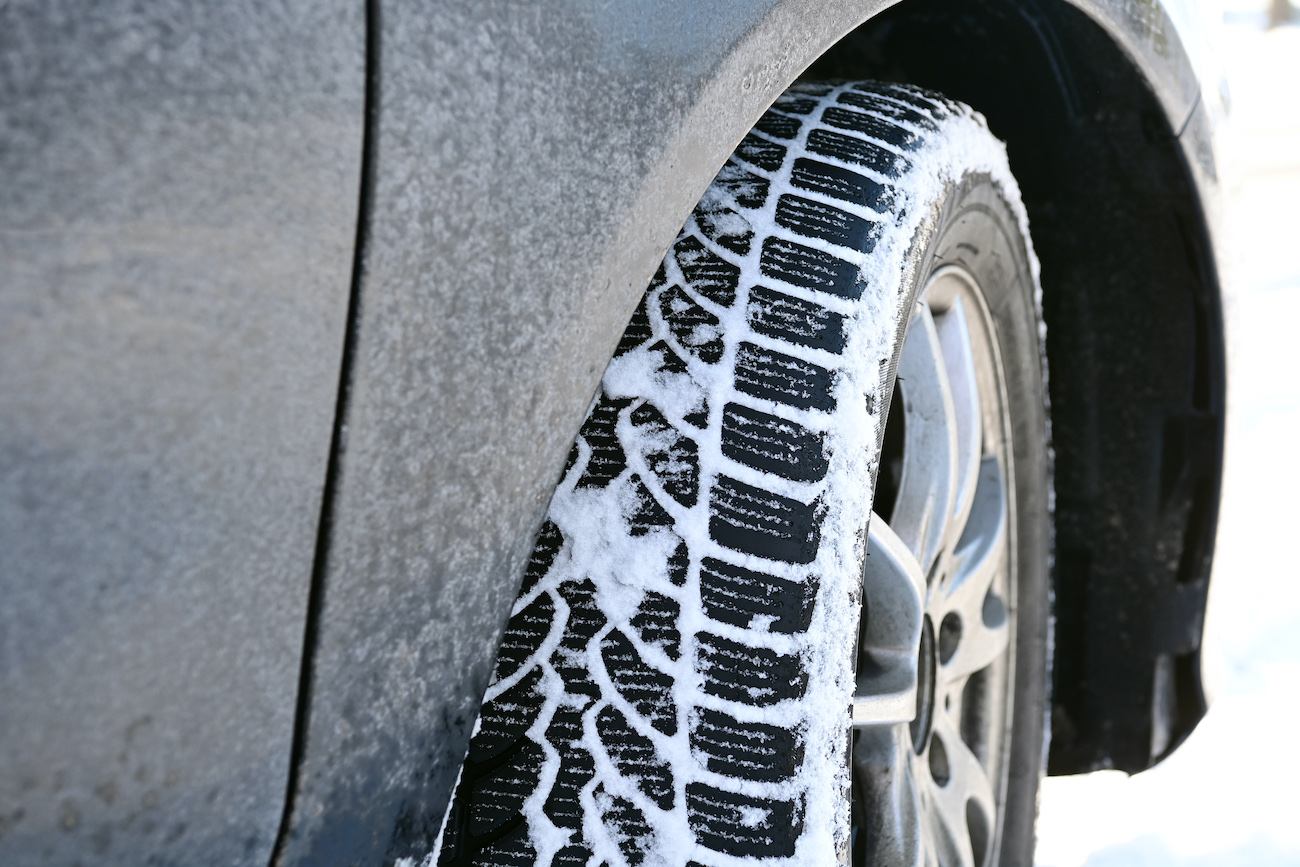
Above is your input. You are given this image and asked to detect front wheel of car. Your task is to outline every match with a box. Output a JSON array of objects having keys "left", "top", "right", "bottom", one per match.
[{"left": 433, "top": 81, "right": 1050, "bottom": 867}]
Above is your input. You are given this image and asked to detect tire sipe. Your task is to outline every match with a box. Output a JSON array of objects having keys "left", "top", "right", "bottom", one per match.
[{"left": 433, "top": 82, "right": 1051, "bottom": 867}]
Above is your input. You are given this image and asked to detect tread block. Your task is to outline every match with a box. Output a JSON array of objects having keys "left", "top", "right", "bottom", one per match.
[
  {"left": 733, "top": 132, "right": 787, "bottom": 171},
  {"left": 821, "top": 106, "right": 922, "bottom": 151},
  {"left": 468, "top": 740, "right": 544, "bottom": 837},
  {"left": 870, "top": 82, "right": 953, "bottom": 115},
  {"left": 552, "top": 844, "right": 594, "bottom": 867},
  {"left": 627, "top": 475, "right": 674, "bottom": 536},
  {"left": 746, "top": 286, "right": 846, "bottom": 354},
  {"left": 734, "top": 341, "right": 836, "bottom": 413},
  {"left": 660, "top": 284, "right": 724, "bottom": 365},
  {"left": 631, "top": 402, "right": 700, "bottom": 508},
  {"left": 595, "top": 785, "right": 654, "bottom": 867},
  {"left": 775, "top": 194, "right": 879, "bottom": 252},
  {"left": 576, "top": 394, "right": 634, "bottom": 488},
  {"left": 696, "top": 197, "right": 754, "bottom": 256},
  {"left": 615, "top": 293, "right": 654, "bottom": 358},
  {"left": 596, "top": 705, "right": 675, "bottom": 810},
  {"left": 807, "top": 128, "right": 909, "bottom": 178},
  {"left": 754, "top": 110, "right": 802, "bottom": 140},
  {"left": 837, "top": 90, "right": 938, "bottom": 131},
  {"left": 520, "top": 520, "right": 564, "bottom": 593},
  {"left": 712, "top": 160, "right": 770, "bottom": 210},
  {"left": 630, "top": 591, "right": 682, "bottom": 661},
  {"left": 686, "top": 783, "right": 802, "bottom": 858},
  {"left": 690, "top": 708, "right": 804, "bottom": 782},
  {"left": 699, "top": 556, "right": 816, "bottom": 634},
  {"left": 601, "top": 629, "right": 678, "bottom": 735},
  {"left": 470, "top": 667, "right": 544, "bottom": 763},
  {"left": 646, "top": 339, "right": 689, "bottom": 376},
  {"left": 495, "top": 593, "right": 556, "bottom": 681},
  {"left": 668, "top": 540, "right": 690, "bottom": 586},
  {"left": 543, "top": 706, "right": 597, "bottom": 830},
  {"left": 772, "top": 94, "right": 818, "bottom": 115},
  {"left": 791, "top": 157, "right": 891, "bottom": 212},
  {"left": 696, "top": 632, "right": 808, "bottom": 706},
  {"left": 683, "top": 400, "right": 709, "bottom": 429},
  {"left": 709, "top": 475, "right": 822, "bottom": 564},
  {"left": 467, "top": 819, "right": 537, "bottom": 867},
  {"left": 674, "top": 236, "right": 740, "bottom": 307},
  {"left": 759, "top": 237, "right": 863, "bottom": 299},
  {"left": 721, "top": 401, "right": 829, "bottom": 482},
  {"left": 552, "top": 581, "right": 608, "bottom": 698}
]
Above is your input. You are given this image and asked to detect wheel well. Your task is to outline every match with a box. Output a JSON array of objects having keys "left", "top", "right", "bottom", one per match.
[{"left": 801, "top": 0, "right": 1225, "bottom": 773}]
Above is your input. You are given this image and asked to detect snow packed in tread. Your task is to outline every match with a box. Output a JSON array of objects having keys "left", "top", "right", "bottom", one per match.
[
  {"left": 626, "top": 475, "right": 675, "bottom": 536},
  {"left": 595, "top": 784, "right": 655, "bottom": 867},
  {"left": 470, "top": 667, "right": 544, "bottom": 763},
  {"left": 615, "top": 294, "right": 654, "bottom": 357},
  {"left": 746, "top": 285, "right": 847, "bottom": 354},
  {"left": 519, "top": 520, "right": 564, "bottom": 594},
  {"left": 699, "top": 556, "right": 817, "bottom": 634},
  {"left": 543, "top": 705, "right": 597, "bottom": 830},
  {"left": 791, "top": 157, "right": 892, "bottom": 212},
  {"left": 596, "top": 705, "right": 676, "bottom": 810},
  {"left": 721, "top": 401, "right": 830, "bottom": 482},
  {"left": 772, "top": 94, "right": 819, "bottom": 114},
  {"left": 733, "top": 132, "right": 787, "bottom": 172},
  {"left": 775, "top": 193, "right": 879, "bottom": 251},
  {"left": 711, "top": 160, "right": 770, "bottom": 211},
  {"left": 837, "top": 90, "right": 939, "bottom": 131},
  {"left": 630, "top": 591, "right": 682, "bottom": 660},
  {"left": 709, "top": 474, "right": 822, "bottom": 564},
  {"left": 734, "top": 341, "right": 837, "bottom": 412},
  {"left": 630, "top": 402, "right": 700, "bottom": 508},
  {"left": 659, "top": 285, "right": 724, "bottom": 365},
  {"left": 821, "top": 105, "right": 922, "bottom": 151},
  {"left": 807, "top": 127, "right": 909, "bottom": 177},
  {"left": 464, "top": 820, "right": 537, "bottom": 867},
  {"left": 600, "top": 630, "right": 678, "bottom": 735},
  {"left": 552, "top": 581, "right": 607, "bottom": 699},
  {"left": 674, "top": 236, "right": 740, "bottom": 307},
  {"left": 646, "top": 340, "right": 689, "bottom": 376},
  {"left": 468, "top": 740, "right": 545, "bottom": 837},
  {"left": 690, "top": 708, "right": 804, "bottom": 783},
  {"left": 494, "top": 593, "right": 556, "bottom": 682},
  {"left": 686, "top": 783, "right": 803, "bottom": 858},
  {"left": 576, "top": 395, "right": 633, "bottom": 488},
  {"left": 754, "top": 110, "right": 802, "bottom": 140},
  {"left": 696, "top": 631, "right": 809, "bottom": 706},
  {"left": 759, "top": 237, "right": 865, "bottom": 298}
]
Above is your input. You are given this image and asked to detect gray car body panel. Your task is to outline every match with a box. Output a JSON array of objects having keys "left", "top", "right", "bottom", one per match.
[
  {"left": 0, "top": 1, "right": 364, "bottom": 863},
  {"left": 0, "top": 0, "right": 1222, "bottom": 863}
]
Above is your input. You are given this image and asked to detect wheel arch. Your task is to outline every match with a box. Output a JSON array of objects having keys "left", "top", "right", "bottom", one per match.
[{"left": 798, "top": 0, "right": 1226, "bottom": 774}]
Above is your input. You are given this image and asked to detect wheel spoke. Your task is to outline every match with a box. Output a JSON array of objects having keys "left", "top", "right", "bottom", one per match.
[
  {"left": 926, "top": 715, "right": 997, "bottom": 867},
  {"left": 855, "top": 514, "right": 926, "bottom": 726},
  {"left": 891, "top": 304, "right": 959, "bottom": 574},
  {"left": 853, "top": 726, "right": 924, "bottom": 867},
  {"left": 937, "top": 455, "right": 1010, "bottom": 681},
  {"left": 931, "top": 294, "right": 983, "bottom": 548}
]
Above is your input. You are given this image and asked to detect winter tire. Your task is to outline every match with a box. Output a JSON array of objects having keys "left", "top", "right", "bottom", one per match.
[{"left": 433, "top": 82, "right": 1051, "bottom": 867}]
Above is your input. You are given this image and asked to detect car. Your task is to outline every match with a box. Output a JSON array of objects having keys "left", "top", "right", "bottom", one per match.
[{"left": 0, "top": 0, "right": 1226, "bottom": 865}]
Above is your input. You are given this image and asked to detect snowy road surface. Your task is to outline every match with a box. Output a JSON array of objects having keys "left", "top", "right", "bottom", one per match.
[{"left": 1034, "top": 11, "right": 1300, "bottom": 867}]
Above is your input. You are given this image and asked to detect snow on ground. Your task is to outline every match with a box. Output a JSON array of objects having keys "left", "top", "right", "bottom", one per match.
[{"left": 1034, "top": 9, "right": 1300, "bottom": 867}]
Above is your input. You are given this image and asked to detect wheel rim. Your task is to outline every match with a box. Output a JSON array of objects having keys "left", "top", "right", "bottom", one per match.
[{"left": 851, "top": 265, "right": 1017, "bottom": 867}]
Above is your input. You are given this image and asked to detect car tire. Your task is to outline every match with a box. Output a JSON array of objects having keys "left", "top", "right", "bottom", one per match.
[{"left": 433, "top": 81, "right": 1051, "bottom": 867}]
